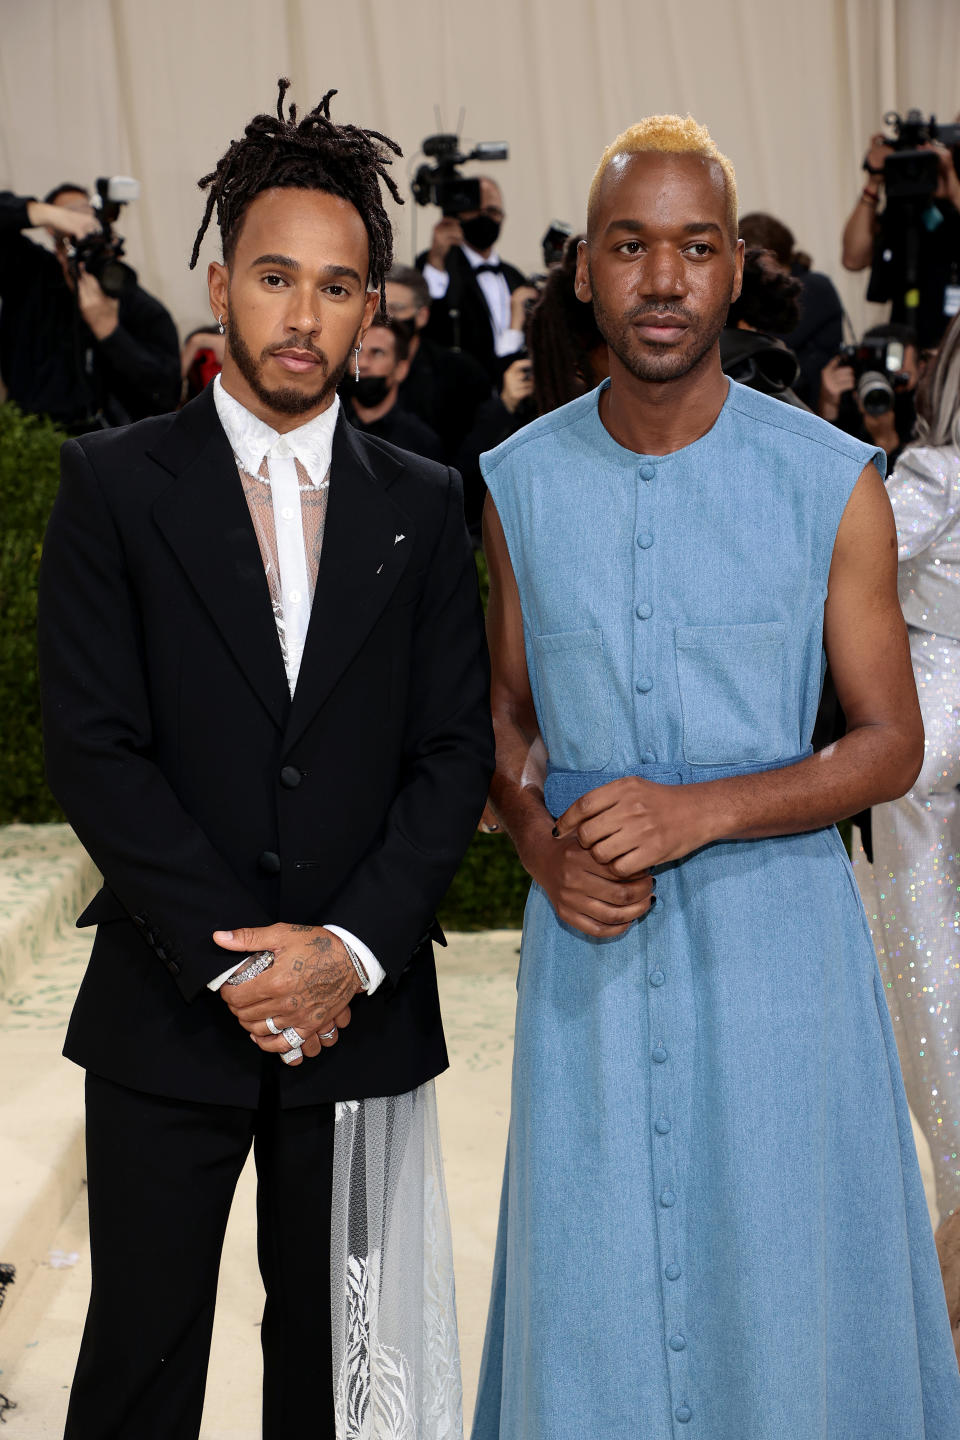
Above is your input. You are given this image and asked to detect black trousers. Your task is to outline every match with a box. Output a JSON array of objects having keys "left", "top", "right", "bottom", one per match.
[{"left": 64, "top": 1068, "right": 336, "bottom": 1440}]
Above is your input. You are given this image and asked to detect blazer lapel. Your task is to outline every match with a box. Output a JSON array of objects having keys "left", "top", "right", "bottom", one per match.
[
  {"left": 283, "top": 416, "right": 414, "bottom": 750},
  {"left": 148, "top": 387, "right": 290, "bottom": 731}
]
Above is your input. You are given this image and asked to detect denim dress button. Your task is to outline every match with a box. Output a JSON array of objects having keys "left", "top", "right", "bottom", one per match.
[
  {"left": 675, "top": 1404, "right": 692, "bottom": 1423},
  {"left": 660, "top": 1189, "right": 677, "bottom": 1207},
  {"left": 652, "top": 1046, "right": 668, "bottom": 1064},
  {"left": 636, "top": 677, "right": 653, "bottom": 694},
  {"left": 637, "top": 531, "right": 654, "bottom": 549},
  {"left": 665, "top": 1262, "right": 681, "bottom": 1280},
  {"left": 649, "top": 968, "right": 665, "bottom": 987},
  {"left": 655, "top": 1116, "right": 672, "bottom": 1135},
  {"left": 640, "top": 750, "right": 657, "bottom": 764},
  {"left": 636, "top": 601, "right": 653, "bottom": 619},
  {"left": 640, "top": 464, "right": 656, "bottom": 481},
  {"left": 669, "top": 1333, "right": 687, "bottom": 1351}
]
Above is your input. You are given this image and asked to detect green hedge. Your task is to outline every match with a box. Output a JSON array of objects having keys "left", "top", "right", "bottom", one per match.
[
  {"left": 0, "top": 403, "right": 65, "bottom": 823},
  {"left": 0, "top": 407, "right": 529, "bottom": 924}
]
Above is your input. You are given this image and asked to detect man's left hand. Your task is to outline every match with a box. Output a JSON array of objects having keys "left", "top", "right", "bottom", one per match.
[
  {"left": 214, "top": 923, "right": 361, "bottom": 1052},
  {"left": 554, "top": 777, "right": 715, "bottom": 873},
  {"left": 76, "top": 268, "right": 120, "bottom": 340}
]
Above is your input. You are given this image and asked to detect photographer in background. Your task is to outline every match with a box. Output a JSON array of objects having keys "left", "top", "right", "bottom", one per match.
[
  {"left": 417, "top": 176, "right": 537, "bottom": 380},
  {"left": 179, "top": 324, "right": 224, "bottom": 405},
  {"left": 341, "top": 316, "right": 444, "bottom": 460},
  {"left": 0, "top": 185, "right": 180, "bottom": 431},
  {"left": 385, "top": 263, "right": 492, "bottom": 461},
  {"left": 841, "top": 114, "right": 960, "bottom": 350},
  {"left": 819, "top": 322, "right": 920, "bottom": 467},
  {"left": 720, "top": 246, "right": 808, "bottom": 409},
  {"left": 738, "top": 211, "right": 843, "bottom": 405}
]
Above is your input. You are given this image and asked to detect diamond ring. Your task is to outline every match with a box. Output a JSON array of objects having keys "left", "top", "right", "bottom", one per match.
[
  {"left": 281, "top": 1027, "right": 303, "bottom": 1049},
  {"left": 265, "top": 1017, "right": 281, "bottom": 1036}
]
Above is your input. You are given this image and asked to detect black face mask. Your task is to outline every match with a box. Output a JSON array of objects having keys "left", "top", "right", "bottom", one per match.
[
  {"left": 460, "top": 213, "right": 501, "bottom": 253},
  {"left": 344, "top": 374, "right": 390, "bottom": 408}
]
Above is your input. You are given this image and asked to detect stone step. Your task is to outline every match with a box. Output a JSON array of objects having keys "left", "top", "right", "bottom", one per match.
[{"left": 0, "top": 825, "right": 99, "bottom": 1000}]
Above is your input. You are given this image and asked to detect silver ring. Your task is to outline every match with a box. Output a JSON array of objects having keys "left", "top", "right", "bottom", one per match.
[
  {"left": 281, "top": 1027, "right": 303, "bottom": 1049},
  {"left": 320, "top": 1027, "right": 338, "bottom": 1040},
  {"left": 265, "top": 1017, "right": 281, "bottom": 1036},
  {"left": 280, "top": 1046, "right": 303, "bottom": 1065}
]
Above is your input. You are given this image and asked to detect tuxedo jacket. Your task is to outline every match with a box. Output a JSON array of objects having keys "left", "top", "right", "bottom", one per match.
[
  {"left": 38, "top": 384, "right": 494, "bottom": 1109},
  {"left": 416, "top": 245, "right": 527, "bottom": 381}
]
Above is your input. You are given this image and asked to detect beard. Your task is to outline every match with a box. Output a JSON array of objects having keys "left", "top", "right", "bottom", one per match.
[
  {"left": 227, "top": 323, "right": 349, "bottom": 415},
  {"left": 590, "top": 268, "right": 735, "bottom": 384}
]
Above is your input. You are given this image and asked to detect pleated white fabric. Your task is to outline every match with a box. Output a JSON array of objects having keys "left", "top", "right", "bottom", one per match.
[{"left": 331, "top": 1083, "right": 463, "bottom": 1440}]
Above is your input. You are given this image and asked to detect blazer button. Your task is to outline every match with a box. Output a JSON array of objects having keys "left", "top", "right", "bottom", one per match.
[
  {"left": 258, "top": 850, "right": 281, "bottom": 875},
  {"left": 166, "top": 959, "right": 181, "bottom": 976},
  {"left": 279, "top": 765, "right": 303, "bottom": 789}
]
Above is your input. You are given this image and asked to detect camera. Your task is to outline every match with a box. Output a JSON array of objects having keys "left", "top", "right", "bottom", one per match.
[
  {"left": 541, "top": 221, "right": 572, "bottom": 268},
  {"left": 876, "top": 110, "right": 960, "bottom": 201},
  {"left": 68, "top": 176, "right": 140, "bottom": 297},
  {"left": 837, "top": 335, "right": 911, "bottom": 415},
  {"left": 412, "top": 134, "right": 508, "bottom": 216}
]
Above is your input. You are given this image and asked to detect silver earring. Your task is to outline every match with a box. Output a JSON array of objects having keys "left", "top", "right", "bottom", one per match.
[
  {"left": 217, "top": 313, "right": 225, "bottom": 335},
  {"left": 354, "top": 342, "right": 362, "bottom": 381}
]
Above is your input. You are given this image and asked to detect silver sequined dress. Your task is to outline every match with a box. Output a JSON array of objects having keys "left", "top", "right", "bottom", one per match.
[{"left": 854, "top": 441, "right": 960, "bottom": 1221}]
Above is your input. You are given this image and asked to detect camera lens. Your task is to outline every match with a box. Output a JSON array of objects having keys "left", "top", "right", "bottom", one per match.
[{"left": 857, "top": 370, "right": 895, "bottom": 415}]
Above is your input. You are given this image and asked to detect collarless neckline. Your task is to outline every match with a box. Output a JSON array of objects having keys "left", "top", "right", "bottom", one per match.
[{"left": 587, "top": 376, "right": 734, "bottom": 463}]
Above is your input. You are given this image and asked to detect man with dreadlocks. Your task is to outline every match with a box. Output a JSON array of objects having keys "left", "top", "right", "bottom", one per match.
[
  {"left": 38, "top": 81, "right": 492, "bottom": 1439},
  {"left": 472, "top": 115, "right": 960, "bottom": 1437}
]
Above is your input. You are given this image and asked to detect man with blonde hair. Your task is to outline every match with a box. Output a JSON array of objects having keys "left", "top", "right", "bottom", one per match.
[{"left": 471, "top": 115, "right": 960, "bottom": 1438}]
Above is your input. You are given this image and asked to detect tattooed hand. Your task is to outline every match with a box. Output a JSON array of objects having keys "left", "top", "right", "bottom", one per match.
[{"left": 213, "top": 923, "right": 361, "bottom": 1064}]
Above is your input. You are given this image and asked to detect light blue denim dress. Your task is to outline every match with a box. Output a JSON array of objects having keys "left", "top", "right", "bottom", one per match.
[{"left": 471, "top": 380, "right": 960, "bottom": 1439}]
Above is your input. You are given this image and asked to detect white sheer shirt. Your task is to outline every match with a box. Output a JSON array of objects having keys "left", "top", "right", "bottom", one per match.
[
  {"left": 206, "top": 374, "right": 386, "bottom": 994},
  {"left": 422, "top": 241, "right": 524, "bottom": 357}
]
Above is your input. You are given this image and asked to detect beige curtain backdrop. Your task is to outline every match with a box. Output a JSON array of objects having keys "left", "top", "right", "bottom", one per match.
[{"left": 1, "top": 0, "right": 959, "bottom": 343}]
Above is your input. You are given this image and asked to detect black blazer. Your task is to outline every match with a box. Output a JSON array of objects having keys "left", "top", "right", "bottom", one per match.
[
  {"left": 416, "top": 245, "right": 528, "bottom": 380},
  {"left": 38, "top": 384, "right": 494, "bottom": 1109}
]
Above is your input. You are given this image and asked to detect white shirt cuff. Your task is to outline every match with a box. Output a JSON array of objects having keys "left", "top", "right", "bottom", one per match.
[
  {"left": 422, "top": 262, "right": 451, "bottom": 300},
  {"left": 207, "top": 959, "right": 246, "bottom": 991},
  {"left": 324, "top": 924, "right": 386, "bottom": 996},
  {"left": 495, "top": 327, "right": 525, "bottom": 357}
]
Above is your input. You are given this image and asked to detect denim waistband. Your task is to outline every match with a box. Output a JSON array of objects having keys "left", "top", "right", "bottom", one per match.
[{"left": 543, "top": 749, "right": 813, "bottom": 819}]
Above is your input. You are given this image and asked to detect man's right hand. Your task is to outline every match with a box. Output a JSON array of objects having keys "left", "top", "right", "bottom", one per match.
[
  {"left": 427, "top": 215, "right": 464, "bottom": 270},
  {"left": 863, "top": 132, "right": 893, "bottom": 180},
  {"left": 26, "top": 201, "right": 99, "bottom": 242},
  {"left": 500, "top": 358, "right": 535, "bottom": 414},
  {"left": 520, "top": 813, "right": 655, "bottom": 937},
  {"left": 819, "top": 355, "right": 855, "bottom": 421}
]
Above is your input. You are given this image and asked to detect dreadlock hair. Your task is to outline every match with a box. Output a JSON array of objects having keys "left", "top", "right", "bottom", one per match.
[
  {"left": 527, "top": 233, "right": 606, "bottom": 416},
  {"left": 189, "top": 79, "right": 403, "bottom": 311}
]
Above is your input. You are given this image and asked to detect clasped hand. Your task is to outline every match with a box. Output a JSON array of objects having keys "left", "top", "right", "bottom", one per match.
[
  {"left": 213, "top": 923, "right": 359, "bottom": 1067},
  {"left": 533, "top": 777, "right": 712, "bottom": 936}
]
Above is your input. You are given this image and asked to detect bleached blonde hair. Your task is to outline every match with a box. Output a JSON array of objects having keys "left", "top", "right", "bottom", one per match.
[{"left": 587, "top": 114, "right": 738, "bottom": 240}]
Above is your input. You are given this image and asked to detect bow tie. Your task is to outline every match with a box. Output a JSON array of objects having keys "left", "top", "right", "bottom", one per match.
[{"left": 472, "top": 262, "right": 504, "bottom": 276}]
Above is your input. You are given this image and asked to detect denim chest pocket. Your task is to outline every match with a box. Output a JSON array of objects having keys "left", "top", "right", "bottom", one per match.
[
  {"left": 675, "top": 621, "right": 789, "bottom": 765},
  {"left": 531, "top": 627, "right": 613, "bottom": 772}
]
